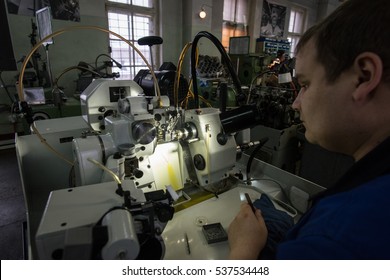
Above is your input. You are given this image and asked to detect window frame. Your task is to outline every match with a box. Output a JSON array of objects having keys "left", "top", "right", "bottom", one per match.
[
  {"left": 286, "top": 5, "right": 307, "bottom": 57},
  {"left": 222, "top": 0, "right": 249, "bottom": 51},
  {"left": 105, "top": 0, "right": 159, "bottom": 80}
]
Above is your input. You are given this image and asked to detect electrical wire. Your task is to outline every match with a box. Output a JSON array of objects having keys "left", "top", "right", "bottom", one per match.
[
  {"left": 190, "top": 31, "right": 243, "bottom": 109},
  {"left": 95, "top": 53, "right": 113, "bottom": 69},
  {"left": 246, "top": 137, "right": 269, "bottom": 180},
  {"left": 246, "top": 70, "right": 273, "bottom": 104},
  {"left": 17, "top": 25, "right": 162, "bottom": 167},
  {"left": 17, "top": 25, "right": 161, "bottom": 103},
  {"left": 30, "top": 123, "right": 74, "bottom": 166},
  {"left": 68, "top": 165, "right": 75, "bottom": 188},
  {"left": 180, "top": 79, "right": 194, "bottom": 109},
  {"left": 54, "top": 65, "right": 102, "bottom": 87},
  {"left": 174, "top": 42, "right": 192, "bottom": 108},
  {"left": 87, "top": 158, "right": 121, "bottom": 185},
  {"left": 198, "top": 94, "right": 212, "bottom": 108}
]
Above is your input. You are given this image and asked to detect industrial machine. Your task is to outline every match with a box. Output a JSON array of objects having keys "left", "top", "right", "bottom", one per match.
[
  {"left": 16, "top": 31, "right": 323, "bottom": 260},
  {"left": 21, "top": 77, "right": 258, "bottom": 260}
]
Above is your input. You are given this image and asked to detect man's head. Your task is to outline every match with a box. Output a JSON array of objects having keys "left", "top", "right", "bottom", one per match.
[
  {"left": 270, "top": 5, "right": 281, "bottom": 26},
  {"left": 295, "top": 0, "right": 390, "bottom": 84},
  {"left": 293, "top": 0, "right": 390, "bottom": 160}
]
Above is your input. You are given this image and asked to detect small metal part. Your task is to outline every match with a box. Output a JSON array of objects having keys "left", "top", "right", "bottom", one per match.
[
  {"left": 184, "top": 233, "right": 191, "bottom": 254},
  {"left": 195, "top": 216, "right": 208, "bottom": 227},
  {"left": 132, "top": 121, "right": 156, "bottom": 145}
]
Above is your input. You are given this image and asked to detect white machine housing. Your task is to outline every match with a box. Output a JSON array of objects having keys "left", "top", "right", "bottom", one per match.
[
  {"left": 74, "top": 80, "right": 238, "bottom": 190},
  {"left": 184, "top": 108, "right": 237, "bottom": 186},
  {"left": 80, "top": 79, "right": 143, "bottom": 131},
  {"left": 35, "top": 180, "right": 171, "bottom": 260},
  {"left": 35, "top": 79, "right": 241, "bottom": 260}
]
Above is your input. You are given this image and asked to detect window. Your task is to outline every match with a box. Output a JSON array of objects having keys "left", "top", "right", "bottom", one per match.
[
  {"left": 222, "top": 0, "right": 249, "bottom": 51},
  {"left": 287, "top": 6, "right": 306, "bottom": 57},
  {"left": 106, "top": 0, "right": 157, "bottom": 79}
]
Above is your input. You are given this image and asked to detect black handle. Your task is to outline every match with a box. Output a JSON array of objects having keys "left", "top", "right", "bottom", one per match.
[{"left": 137, "top": 36, "right": 163, "bottom": 46}]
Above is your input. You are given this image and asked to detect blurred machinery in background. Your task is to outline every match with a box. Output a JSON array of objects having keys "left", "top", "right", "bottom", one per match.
[
  {"left": 74, "top": 54, "right": 123, "bottom": 97},
  {"left": 255, "top": 36, "right": 291, "bottom": 57},
  {"left": 220, "top": 35, "right": 300, "bottom": 174},
  {"left": 194, "top": 55, "right": 238, "bottom": 109},
  {"left": 229, "top": 53, "right": 274, "bottom": 87},
  {"left": 244, "top": 55, "right": 299, "bottom": 173}
]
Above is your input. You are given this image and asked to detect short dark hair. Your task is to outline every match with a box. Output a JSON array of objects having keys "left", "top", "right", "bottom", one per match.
[{"left": 296, "top": 0, "right": 390, "bottom": 83}]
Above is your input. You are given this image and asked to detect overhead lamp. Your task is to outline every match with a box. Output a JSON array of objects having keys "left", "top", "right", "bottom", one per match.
[
  {"left": 199, "top": 4, "right": 212, "bottom": 19},
  {"left": 199, "top": 7, "right": 207, "bottom": 19}
]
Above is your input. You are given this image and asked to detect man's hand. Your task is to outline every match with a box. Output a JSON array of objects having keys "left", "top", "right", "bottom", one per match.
[{"left": 228, "top": 203, "right": 268, "bottom": 259}]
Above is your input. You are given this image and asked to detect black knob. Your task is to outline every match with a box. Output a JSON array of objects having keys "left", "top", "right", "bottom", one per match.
[
  {"left": 193, "top": 154, "right": 206, "bottom": 170},
  {"left": 133, "top": 168, "right": 144, "bottom": 179}
]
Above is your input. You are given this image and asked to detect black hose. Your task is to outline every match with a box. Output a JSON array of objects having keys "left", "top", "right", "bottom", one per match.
[
  {"left": 190, "top": 31, "right": 243, "bottom": 108},
  {"left": 246, "top": 137, "right": 269, "bottom": 180}
]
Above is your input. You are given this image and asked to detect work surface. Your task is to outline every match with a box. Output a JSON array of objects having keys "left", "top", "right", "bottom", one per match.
[
  {"left": 163, "top": 185, "right": 289, "bottom": 260},
  {"left": 162, "top": 154, "right": 325, "bottom": 260}
]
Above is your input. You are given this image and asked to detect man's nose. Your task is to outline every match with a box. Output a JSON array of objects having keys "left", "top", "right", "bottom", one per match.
[{"left": 292, "top": 92, "right": 301, "bottom": 111}]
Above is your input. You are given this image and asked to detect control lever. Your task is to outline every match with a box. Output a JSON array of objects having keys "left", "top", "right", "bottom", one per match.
[{"left": 137, "top": 36, "right": 163, "bottom": 71}]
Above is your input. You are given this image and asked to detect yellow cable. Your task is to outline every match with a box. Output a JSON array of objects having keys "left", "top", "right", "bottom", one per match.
[
  {"left": 54, "top": 65, "right": 102, "bottom": 86},
  {"left": 87, "top": 158, "right": 121, "bottom": 185},
  {"left": 31, "top": 123, "right": 74, "bottom": 166},
  {"left": 174, "top": 42, "right": 192, "bottom": 108},
  {"left": 198, "top": 95, "right": 212, "bottom": 108},
  {"left": 18, "top": 25, "right": 161, "bottom": 102},
  {"left": 183, "top": 79, "right": 194, "bottom": 109},
  {"left": 18, "top": 25, "right": 162, "bottom": 167}
]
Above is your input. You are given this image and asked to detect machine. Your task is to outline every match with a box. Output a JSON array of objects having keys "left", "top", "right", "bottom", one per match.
[
  {"left": 17, "top": 31, "right": 323, "bottom": 260},
  {"left": 17, "top": 78, "right": 323, "bottom": 260},
  {"left": 75, "top": 79, "right": 241, "bottom": 189},
  {"left": 28, "top": 78, "right": 264, "bottom": 260}
]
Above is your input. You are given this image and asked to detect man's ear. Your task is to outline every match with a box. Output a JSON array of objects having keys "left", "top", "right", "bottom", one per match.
[{"left": 352, "top": 52, "right": 383, "bottom": 102}]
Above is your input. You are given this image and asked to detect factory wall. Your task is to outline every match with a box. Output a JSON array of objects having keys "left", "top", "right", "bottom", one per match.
[
  {"left": 1, "top": 0, "right": 109, "bottom": 104},
  {"left": 1, "top": 0, "right": 342, "bottom": 106},
  {"left": 165, "top": 0, "right": 342, "bottom": 75},
  {"left": 159, "top": 0, "right": 183, "bottom": 66}
]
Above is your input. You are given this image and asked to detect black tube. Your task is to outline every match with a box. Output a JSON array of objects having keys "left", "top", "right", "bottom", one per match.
[
  {"left": 191, "top": 31, "right": 243, "bottom": 108},
  {"left": 219, "top": 82, "right": 227, "bottom": 113},
  {"left": 219, "top": 105, "right": 260, "bottom": 134},
  {"left": 246, "top": 137, "right": 269, "bottom": 180}
]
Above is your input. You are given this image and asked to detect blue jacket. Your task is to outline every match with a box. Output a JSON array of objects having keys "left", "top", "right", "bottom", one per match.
[{"left": 277, "top": 137, "right": 390, "bottom": 259}]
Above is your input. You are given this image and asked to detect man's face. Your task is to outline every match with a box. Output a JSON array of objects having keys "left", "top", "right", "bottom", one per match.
[
  {"left": 292, "top": 39, "right": 357, "bottom": 154},
  {"left": 271, "top": 8, "right": 279, "bottom": 25}
]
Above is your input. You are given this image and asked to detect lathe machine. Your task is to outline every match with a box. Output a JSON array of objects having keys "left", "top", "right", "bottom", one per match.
[{"left": 16, "top": 79, "right": 323, "bottom": 260}]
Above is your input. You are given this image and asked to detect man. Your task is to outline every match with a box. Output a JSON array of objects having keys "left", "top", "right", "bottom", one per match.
[
  {"left": 261, "top": 5, "right": 283, "bottom": 37},
  {"left": 228, "top": 0, "right": 390, "bottom": 259}
]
